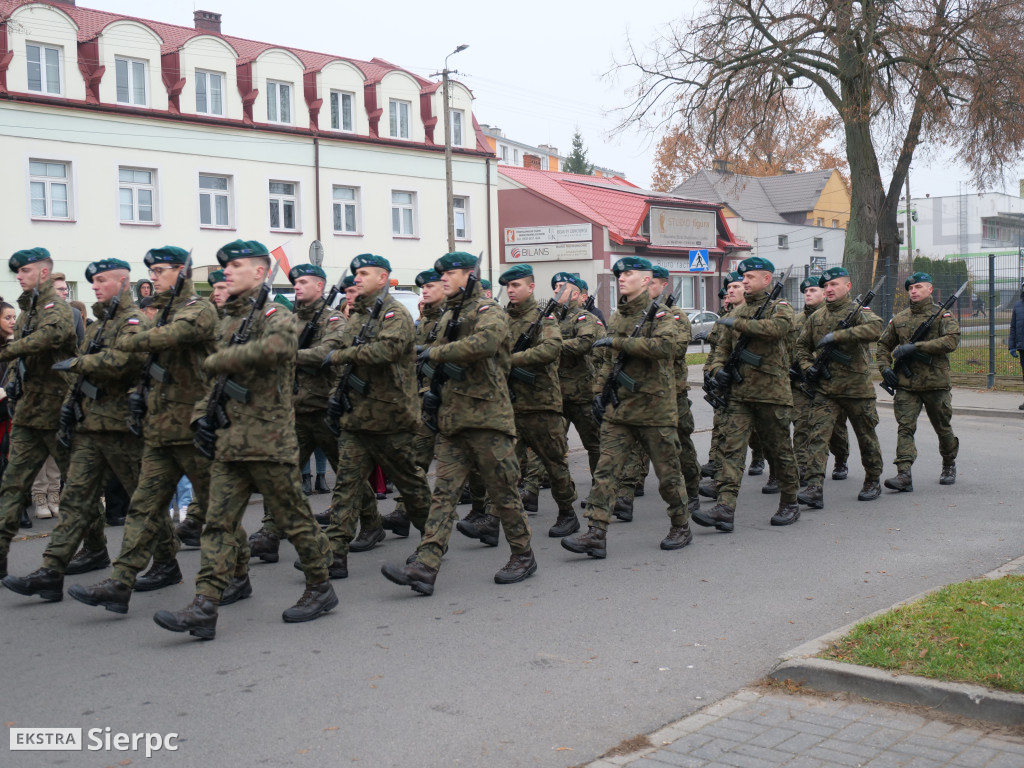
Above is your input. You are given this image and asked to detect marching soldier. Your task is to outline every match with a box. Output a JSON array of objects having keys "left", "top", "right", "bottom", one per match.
[
  {"left": 876, "top": 272, "right": 961, "bottom": 490},
  {"left": 381, "top": 252, "right": 536, "bottom": 595},
  {"left": 209, "top": 269, "right": 230, "bottom": 312},
  {"left": 795, "top": 266, "right": 885, "bottom": 509},
  {"left": 692, "top": 257, "right": 801, "bottom": 532},
  {"left": 562, "top": 256, "right": 692, "bottom": 557},
  {"left": 3, "top": 259, "right": 148, "bottom": 602},
  {"left": 153, "top": 240, "right": 337, "bottom": 640}
]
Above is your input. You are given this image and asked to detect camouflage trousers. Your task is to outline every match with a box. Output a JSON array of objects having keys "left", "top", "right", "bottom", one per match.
[
  {"left": 716, "top": 400, "right": 799, "bottom": 509},
  {"left": 43, "top": 432, "right": 143, "bottom": 572},
  {"left": 196, "top": 460, "right": 330, "bottom": 600},
  {"left": 618, "top": 394, "right": 701, "bottom": 500},
  {"left": 562, "top": 398, "right": 602, "bottom": 475},
  {"left": 792, "top": 387, "right": 849, "bottom": 471},
  {"left": 892, "top": 389, "right": 958, "bottom": 470},
  {"left": 415, "top": 429, "right": 532, "bottom": 571},
  {"left": 804, "top": 397, "right": 883, "bottom": 486},
  {"left": 585, "top": 422, "right": 688, "bottom": 531},
  {"left": 326, "top": 430, "right": 431, "bottom": 557},
  {"left": 709, "top": 407, "right": 764, "bottom": 471},
  {"left": 515, "top": 410, "right": 577, "bottom": 511},
  {"left": 393, "top": 419, "right": 439, "bottom": 519}
]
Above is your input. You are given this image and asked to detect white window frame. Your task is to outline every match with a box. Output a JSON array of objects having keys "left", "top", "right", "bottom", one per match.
[
  {"left": 26, "top": 43, "right": 62, "bottom": 95},
  {"left": 672, "top": 275, "right": 696, "bottom": 308},
  {"left": 115, "top": 56, "right": 148, "bottom": 106},
  {"left": 391, "top": 189, "right": 417, "bottom": 237},
  {"left": 195, "top": 70, "right": 224, "bottom": 116},
  {"left": 389, "top": 99, "right": 411, "bottom": 139},
  {"left": 198, "top": 173, "right": 232, "bottom": 229},
  {"left": 453, "top": 195, "right": 470, "bottom": 240},
  {"left": 332, "top": 185, "right": 360, "bottom": 235},
  {"left": 813, "top": 236, "right": 824, "bottom": 251},
  {"left": 330, "top": 90, "right": 354, "bottom": 132},
  {"left": 500, "top": 144, "right": 508, "bottom": 162},
  {"left": 449, "top": 109, "right": 464, "bottom": 146},
  {"left": 777, "top": 234, "right": 789, "bottom": 249},
  {"left": 267, "top": 80, "right": 292, "bottom": 124},
  {"left": 269, "top": 180, "right": 299, "bottom": 232},
  {"left": 118, "top": 167, "right": 157, "bottom": 225},
  {"left": 29, "top": 159, "right": 72, "bottom": 221}
]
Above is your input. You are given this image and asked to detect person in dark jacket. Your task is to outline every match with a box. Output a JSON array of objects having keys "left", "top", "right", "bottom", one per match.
[{"left": 1009, "top": 280, "right": 1024, "bottom": 411}]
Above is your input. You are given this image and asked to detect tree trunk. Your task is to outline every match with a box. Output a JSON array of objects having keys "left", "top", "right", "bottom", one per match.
[{"left": 841, "top": 117, "right": 884, "bottom": 294}]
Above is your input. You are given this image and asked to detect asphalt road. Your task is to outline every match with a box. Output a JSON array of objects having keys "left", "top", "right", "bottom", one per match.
[{"left": 3, "top": 403, "right": 1022, "bottom": 768}]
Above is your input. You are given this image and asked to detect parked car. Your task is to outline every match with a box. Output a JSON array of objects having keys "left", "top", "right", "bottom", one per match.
[{"left": 687, "top": 311, "right": 719, "bottom": 343}]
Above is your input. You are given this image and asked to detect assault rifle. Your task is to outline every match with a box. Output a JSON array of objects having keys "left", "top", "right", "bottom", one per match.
[
  {"left": 583, "top": 295, "right": 596, "bottom": 314},
  {"left": 508, "top": 285, "right": 568, "bottom": 397},
  {"left": 5, "top": 287, "right": 38, "bottom": 405},
  {"left": 294, "top": 269, "right": 347, "bottom": 395},
  {"left": 127, "top": 254, "right": 192, "bottom": 436},
  {"left": 58, "top": 278, "right": 128, "bottom": 449},
  {"left": 880, "top": 280, "right": 968, "bottom": 396},
  {"left": 592, "top": 282, "right": 672, "bottom": 425},
  {"left": 703, "top": 266, "right": 791, "bottom": 410},
  {"left": 800, "top": 276, "right": 885, "bottom": 400}
]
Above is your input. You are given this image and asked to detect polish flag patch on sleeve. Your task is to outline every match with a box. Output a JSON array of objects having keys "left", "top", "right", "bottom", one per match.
[
  {"left": 127, "top": 318, "right": 140, "bottom": 325},
  {"left": 265, "top": 306, "right": 278, "bottom": 317},
  {"left": 576, "top": 315, "right": 587, "bottom": 322},
  {"left": 478, "top": 305, "right": 491, "bottom": 313},
  {"left": 655, "top": 311, "right": 666, "bottom": 318},
  {"left": 943, "top": 312, "right": 952, "bottom": 317},
  {"left": 186, "top": 299, "right": 198, "bottom": 306},
  {"left": 328, "top": 315, "right": 342, "bottom": 322},
  {"left": 384, "top": 311, "right": 395, "bottom": 319},
  {"left": 44, "top": 302, "right": 55, "bottom": 309}
]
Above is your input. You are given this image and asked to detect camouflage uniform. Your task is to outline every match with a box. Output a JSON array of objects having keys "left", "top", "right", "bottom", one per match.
[
  {"left": 193, "top": 287, "right": 330, "bottom": 600},
  {"left": 876, "top": 298, "right": 960, "bottom": 471},
  {"left": 553, "top": 298, "right": 603, "bottom": 474},
  {"left": 702, "top": 310, "right": 728, "bottom": 472}
]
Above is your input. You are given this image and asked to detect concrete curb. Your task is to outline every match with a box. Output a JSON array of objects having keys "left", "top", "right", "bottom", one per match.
[{"left": 767, "top": 554, "right": 1024, "bottom": 726}]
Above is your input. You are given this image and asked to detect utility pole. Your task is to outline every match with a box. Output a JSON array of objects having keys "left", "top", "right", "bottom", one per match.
[{"left": 433, "top": 45, "right": 468, "bottom": 253}]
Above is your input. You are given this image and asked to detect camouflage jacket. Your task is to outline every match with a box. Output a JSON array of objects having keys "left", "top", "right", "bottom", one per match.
[
  {"left": 555, "top": 298, "right": 602, "bottom": 403},
  {"left": 702, "top": 305, "right": 730, "bottom": 376},
  {"left": 293, "top": 297, "right": 345, "bottom": 414},
  {"left": 69, "top": 290, "right": 148, "bottom": 433},
  {"left": 425, "top": 282, "right": 515, "bottom": 438},
  {"left": 876, "top": 298, "right": 960, "bottom": 391},
  {"left": 118, "top": 281, "right": 219, "bottom": 446},
  {"left": 330, "top": 288, "right": 418, "bottom": 434},
  {"left": 597, "top": 291, "right": 677, "bottom": 427},
  {"left": 788, "top": 305, "right": 815, "bottom": 393},
  {"left": 796, "top": 294, "right": 883, "bottom": 400},
  {"left": 416, "top": 302, "right": 445, "bottom": 347},
  {"left": 710, "top": 290, "right": 794, "bottom": 406},
  {"left": 0, "top": 279, "right": 77, "bottom": 429},
  {"left": 671, "top": 306, "right": 693, "bottom": 394},
  {"left": 196, "top": 286, "right": 300, "bottom": 463},
  {"left": 507, "top": 293, "right": 563, "bottom": 414}
]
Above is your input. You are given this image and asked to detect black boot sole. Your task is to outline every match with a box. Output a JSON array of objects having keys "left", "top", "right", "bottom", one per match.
[
  {"left": 152, "top": 611, "right": 215, "bottom": 639},
  {"left": 282, "top": 591, "right": 339, "bottom": 623},
  {"left": 2, "top": 577, "right": 63, "bottom": 601},
  {"left": 560, "top": 537, "right": 606, "bottom": 559},
  {"left": 380, "top": 564, "right": 434, "bottom": 596},
  {"left": 67, "top": 584, "right": 129, "bottom": 614}
]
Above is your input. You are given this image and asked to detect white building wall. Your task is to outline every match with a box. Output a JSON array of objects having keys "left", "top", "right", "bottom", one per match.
[{"left": 907, "top": 193, "right": 1024, "bottom": 260}]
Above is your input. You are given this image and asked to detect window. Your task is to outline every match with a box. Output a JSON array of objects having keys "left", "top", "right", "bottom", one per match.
[
  {"left": 391, "top": 190, "right": 416, "bottom": 236},
  {"left": 330, "top": 91, "right": 354, "bottom": 132},
  {"left": 513, "top": 148, "right": 520, "bottom": 164},
  {"left": 115, "top": 57, "right": 148, "bottom": 106},
  {"left": 119, "top": 168, "right": 156, "bottom": 224},
  {"left": 332, "top": 186, "right": 359, "bottom": 234},
  {"left": 777, "top": 234, "right": 789, "bottom": 249},
  {"left": 269, "top": 181, "right": 298, "bottom": 231},
  {"left": 541, "top": 156, "right": 549, "bottom": 171},
  {"left": 267, "top": 80, "right": 292, "bottom": 124},
  {"left": 832, "top": 219, "right": 840, "bottom": 228},
  {"left": 196, "top": 70, "right": 224, "bottom": 115},
  {"left": 389, "top": 99, "right": 410, "bottom": 139},
  {"left": 816, "top": 217, "right": 823, "bottom": 227},
  {"left": 450, "top": 109, "right": 463, "bottom": 146},
  {"left": 453, "top": 196, "right": 469, "bottom": 239},
  {"left": 672, "top": 275, "right": 696, "bottom": 308},
  {"left": 27, "top": 44, "right": 61, "bottom": 95},
  {"left": 29, "top": 160, "right": 71, "bottom": 220},
  {"left": 813, "top": 237, "right": 824, "bottom": 251},
  {"left": 199, "top": 174, "right": 231, "bottom": 228},
  {"left": 500, "top": 145, "right": 508, "bottom": 162}
]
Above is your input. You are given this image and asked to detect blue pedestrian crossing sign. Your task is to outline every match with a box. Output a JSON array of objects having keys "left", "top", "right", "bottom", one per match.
[{"left": 689, "top": 249, "right": 709, "bottom": 272}]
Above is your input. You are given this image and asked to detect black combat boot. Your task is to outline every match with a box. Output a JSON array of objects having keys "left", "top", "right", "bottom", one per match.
[
  {"left": 634, "top": 483, "right": 645, "bottom": 497},
  {"left": 884, "top": 469, "right": 913, "bottom": 492},
  {"left": 797, "top": 485, "right": 824, "bottom": 509},
  {"left": 456, "top": 514, "right": 499, "bottom": 547},
  {"left": 548, "top": 510, "right": 580, "bottom": 538},
  {"left": 19, "top": 506, "right": 32, "bottom": 529},
  {"left": 612, "top": 496, "right": 634, "bottom": 522},
  {"left": 748, "top": 459, "right": 765, "bottom": 476},
  {"left": 691, "top": 503, "right": 735, "bottom": 532},
  {"left": 858, "top": 477, "right": 882, "bottom": 501},
  {"left": 349, "top": 524, "right": 386, "bottom": 552},
  {"left": 294, "top": 552, "right": 348, "bottom": 579},
  {"left": 248, "top": 528, "right": 280, "bottom": 563},
  {"left": 381, "top": 561, "right": 438, "bottom": 595},
  {"left": 495, "top": 550, "right": 537, "bottom": 584},
  {"left": 939, "top": 463, "right": 956, "bottom": 485},
  {"left": 174, "top": 517, "right": 202, "bottom": 547},
  {"left": 282, "top": 581, "right": 338, "bottom": 623},
  {"left": 761, "top": 475, "right": 779, "bottom": 494},
  {"left": 381, "top": 509, "right": 410, "bottom": 537},
  {"left": 698, "top": 477, "right": 718, "bottom": 499},
  {"left": 700, "top": 461, "right": 715, "bottom": 478},
  {"left": 2, "top": 567, "right": 64, "bottom": 601},
  {"left": 314, "top": 507, "right": 333, "bottom": 527},
  {"left": 314, "top": 473, "right": 330, "bottom": 493},
  {"left": 458, "top": 484, "right": 472, "bottom": 505},
  {"left": 153, "top": 595, "right": 218, "bottom": 639},
  {"left": 219, "top": 575, "right": 253, "bottom": 606},
  {"left": 660, "top": 522, "right": 693, "bottom": 550},
  {"left": 134, "top": 560, "right": 183, "bottom": 592},
  {"left": 64, "top": 547, "right": 111, "bottom": 575},
  {"left": 832, "top": 460, "right": 849, "bottom": 481},
  {"left": 520, "top": 488, "right": 539, "bottom": 513},
  {"left": 68, "top": 578, "right": 132, "bottom": 613},
  {"left": 301, "top": 474, "right": 313, "bottom": 496},
  {"left": 560, "top": 526, "right": 607, "bottom": 558},
  {"left": 770, "top": 501, "right": 800, "bottom": 527}
]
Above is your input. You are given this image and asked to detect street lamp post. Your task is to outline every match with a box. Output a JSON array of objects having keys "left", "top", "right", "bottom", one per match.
[{"left": 437, "top": 45, "right": 468, "bottom": 253}]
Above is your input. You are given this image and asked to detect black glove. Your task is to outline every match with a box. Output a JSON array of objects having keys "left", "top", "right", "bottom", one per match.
[
  {"left": 58, "top": 402, "right": 76, "bottom": 433},
  {"left": 1012, "top": 349, "right": 1020, "bottom": 359},
  {"left": 52, "top": 358, "right": 78, "bottom": 372},
  {"left": 416, "top": 347, "right": 432, "bottom": 365},
  {"left": 892, "top": 343, "right": 916, "bottom": 360},
  {"left": 789, "top": 366, "right": 804, "bottom": 384},
  {"left": 592, "top": 337, "right": 612, "bottom": 348},
  {"left": 591, "top": 395, "right": 605, "bottom": 425},
  {"left": 816, "top": 332, "right": 835, "bottom": 348},
  {"left": 127, "top": 391, "right": 147, "bottom": 417},
  {"left": 713, "top": 368, "right": 732, "bottom": 388},
  {"left": 882, "top": 368, "right": 899, "bottom": 390},
  {"left": 805, "top": 365, "right": 821, "bottom": 382},
  {"left": 326, "top": 394, "right": 343, "bottom": 423},
  {"left": 194, "top": 416, "right": 217, "bottom": 447}
]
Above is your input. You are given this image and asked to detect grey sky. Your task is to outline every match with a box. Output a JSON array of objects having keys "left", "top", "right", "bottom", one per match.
[{"left": 87, "top": 0, "right": 1023, "bottom": 198}]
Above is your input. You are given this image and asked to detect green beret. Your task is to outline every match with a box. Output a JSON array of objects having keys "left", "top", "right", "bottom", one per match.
[
  {"left": 144, "top": 246, "right": 189, "bottom": 268},
  {"left": 800, "top": 277, "right": 819, "bottom": 293},
  {"left": 652, "top": 265, "right": 670, "bottom": 280},
  {"left": 551, "top": 272, "right": 585, "bottom": 291},
  {"left": 208, "top": 269, "right": 226, "bottom": 286},
  {"left": 499, "top": 264, "right": 534, "bottom": 286},
  {"left": 272, "top": 293, "right": 294, "bottom": 310},
  {"left": 351, "top": 253, "right": 391, "bottom": 273},
  {"left": 818, "top": 266, "right": 850, "bottom": 287},
  {"left": 85, "top": 258, "right": 131, "bottom": 283},
  {"left": 216, "top": 239, "right": 269, "bottom": 266},
  {"left": 737, "top": 256, "right": 775, "bottom": 275},
  {"left": 9, "top": 247, "right": 51, "bottom": 273},
  {"left": 288, "top": 263, "right": 327, "bottom": 284},
  {"left": 718, "top": 287, "right": 727, "bottom": 300},
  {"left": 612, "top": 256, "right": 653, "bottom": 277},
  {"left": 434, "top": 251, "right": 478, "bottom": 273},
  {"left": 480, "top": 279, "right": 492, "bottom": 291},
  {"left": 342, "top": 275, "right": 356, "bottom": 289},
  {"left": 723, "top": 271, "right": 743, "bottom": 287},
  {"left": 904, "top": 271, "right": 932, "bottom": 291},
  {"left": 415, "top": 269, "right": 442, "bottom": 287},
  {"left": 577, "top": 277, "right": 589, "bottom": 292}
]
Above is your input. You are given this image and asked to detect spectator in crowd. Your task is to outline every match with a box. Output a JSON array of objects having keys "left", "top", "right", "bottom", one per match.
[{"left": 1009, "top": 280, "right": 1024, "bottom": 411}]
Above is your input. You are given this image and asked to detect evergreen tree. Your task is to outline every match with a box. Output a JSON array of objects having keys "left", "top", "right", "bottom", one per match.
[{"left": 561, "top": 131, "right": 594, "bottom": 176}]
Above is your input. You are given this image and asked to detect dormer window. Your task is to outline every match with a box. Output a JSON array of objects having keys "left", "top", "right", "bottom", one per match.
[
  {"left": 116, "top": 57, "right": 148, "bottom": 106},
  {"left": 267, "top": 80, "right": 292, "bottom": 124},
  {"left": 389, "top": 99, "right": 411, "bottom": 139},
  {"left": 27, "top": 44, "right": 62, "bottom": 95}
]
